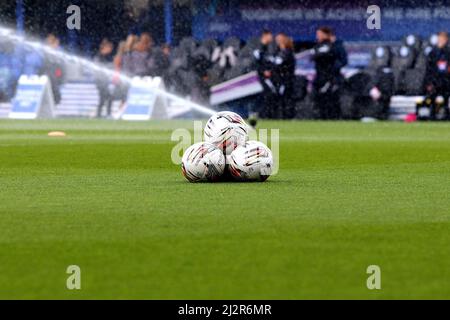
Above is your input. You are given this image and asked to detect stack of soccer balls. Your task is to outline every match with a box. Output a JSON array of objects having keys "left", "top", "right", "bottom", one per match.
[{"left": 182, "top": 111, "right": 274, "bottom": 183}]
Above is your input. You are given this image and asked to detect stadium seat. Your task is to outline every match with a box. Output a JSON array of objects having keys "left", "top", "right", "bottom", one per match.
[
  {"left": 345, "top": 72, "right": 373, "bottom": 96},
  {"left": 223, "top": 37, "right": 242, "bottom": 52},
  {"left": 237, "top": 45, "right": 254, "bottom": 60},
  {"left": 341, "top": 72, "right": 374, "bottom": 119},
  {"left": 375, "top": 68, "right": 396, "bottom": 97},
  {"left": 392, "top": 45, "right": 416, "bottom": 70},
  {"left": 192, "top": 45, "right": 211, "bottom": 61},
  {"left": 368, "top": 46, "right": 392, "bottom": 70},
  {"left": 403, "top": 69, "right": 425, "bottom": 95},
  {"left": 179, "top": 37, "right": 198, "bottom": 56},
  {"left": 428, "top": 34, "right": 439, "bottom": 47},
  {"left": 371, "top": 46, "right": 392, "bottom": 68},
  {"left": 391, "top": 45, "right": 417, "bottom": 94},
  {"left": 169, "top": 47, "right": 189, "bottom": 70},
  {"left": 245, "top": 37, "right": 261, "bottom": 50},
  {"left": 201, "top": 38, "right": 218, "bottom": 54},
  {"left": 403, "top": 35, "right": 422, "bottom": 52},
  {"left": 206, "top": 64, "right": 225, "bottom": 86},
  {"left": 415, "top": 44, "right": 433, "bottom": 71}
]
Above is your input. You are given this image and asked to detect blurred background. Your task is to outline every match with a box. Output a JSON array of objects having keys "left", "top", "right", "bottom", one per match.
[{"left": 1, "top": 0, "right": 450, "bottom": 120}]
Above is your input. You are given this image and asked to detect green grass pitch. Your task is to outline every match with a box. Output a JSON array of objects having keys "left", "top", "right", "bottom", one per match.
[{"left": 0, "top": 119, "right": 449, "bottom": 299}]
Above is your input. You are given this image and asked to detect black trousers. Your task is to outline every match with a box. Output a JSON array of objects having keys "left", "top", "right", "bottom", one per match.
[
  {"left": 313, "top": 80, "right": 341, "bottom": 120},
  {"left": 97, "top": 84, "right": 113, "bottom": 118},
  {"left": 379, "top": 96, "right": 392, "bottom": 120},
  {"left": 314, "top": 91, "right": 341, "bottom": 120},
  {"left": 279, "top": 86, "right": 295, "bottom": 119},
  {"left": 49, "top": 76, "right": 62, "bottom": 105},
  {"left": 258, "top": 79, "right": 279, "bottom": 119},
  {"left": 422, "top": 81, "right": 450, "bottom": 120}
]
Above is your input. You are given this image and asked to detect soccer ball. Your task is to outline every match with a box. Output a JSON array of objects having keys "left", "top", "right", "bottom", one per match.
[
  {"left": 228, "top": 141, "right": 273, "bottom": 182},
  {"left": 204, "top": 111, "right": 249, "bottom": 155},
  {"left": 181, "top": 142, "right": 225, "bottom": 183}
]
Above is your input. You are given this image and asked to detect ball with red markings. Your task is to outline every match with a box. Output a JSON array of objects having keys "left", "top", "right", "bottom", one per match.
[
  {"left": 228, "top": 141, "right": 273, "bottom": 182},
  {"left": 204, "top": 111, "right": 249, "bottom": 155},
  {"left": 181, "top": 142, "right": 225, "bottom": 183}
]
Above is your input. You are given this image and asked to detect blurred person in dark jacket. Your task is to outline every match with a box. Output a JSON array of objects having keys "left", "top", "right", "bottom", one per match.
[
  {"left": 150, "top": 47, "right": 171, "bottom": 78},
  {"left": 273, "top": 33, "right": 296, "bottom": 119},
  {"left": 160, "top": 44, "right": 171, "bottom": 80},
  {"left": 191, "top": 44, "right": 213, "bottom": 105},
  {"left": 94, "top": 38, "right": 114, "bottom": 118},
  {"left": 137, "top": 32, "right": 168, "bottom": 78},
  {"left": 44, "top": 34, "right": 64, "bottom": 104},
  {"left": 312, "top": 27, "right": 341, "bottom": 120},
  {"left": 253, "top": 29, "right": 276, "bottom": 118},
  {"left": 330, "top": 31, "right": 348, "bottom": 86},
  {"left": 423, "top": 31, "right": 450, "bottom": 120}
]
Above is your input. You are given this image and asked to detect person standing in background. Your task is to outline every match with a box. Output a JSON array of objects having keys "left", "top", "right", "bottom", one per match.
[
  {"left": 121, "top": 34, "right": 138, "bottom": 76},
  {"left": 139, "top": 32, "right": 169, "bottom": 78},
  {"left": 312, "top": 27, "right": 341, "bottom": 120},
  {"left": 128, "top": 33, "right": 153, "bottom": 77},
  {"left": 94, "top": 38, "right": 114, "bottom": 118},
  {"left": 44, "top": 34, "right": 64, "bottom": 105},
  {"left": 273, "top": 33, "right": 296, "bottom": 119},
  {"left": 423, "top": 31, "right": 450, "bottom": 120},
  {"left": 253, "top": 29, "right": 276, "bottom": 118},
  {"left": 160, "top": 44, "right": 172, "bottom": 82},
  {"left": 330, "top": 31, "right": 348, "bottom": 82},
  {"left": 331, "top": 31, "right": 347, "bottom": 115},
  {"left": 0, "top": 38, "right": 15, "bottom": 100}
]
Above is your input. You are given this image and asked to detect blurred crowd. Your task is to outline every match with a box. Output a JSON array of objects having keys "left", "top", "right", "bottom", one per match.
[
  {"left": 1, "top": 27, "right": 450, "bottom": 121},
  {"left": 92, "top": 33, "right": 171, "bottom": 117},
  {"left": 253, "top": 27, "right": 349, "bottom": 120},
  {"left": 0, "top": 34, "right": 65, "bottom": 104},
  {"left": 92, "top": 30, "right": 300, "bottom": 119}
]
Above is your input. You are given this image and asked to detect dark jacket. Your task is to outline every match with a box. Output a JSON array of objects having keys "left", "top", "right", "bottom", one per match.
[
  {"left": 312, "top": 40, "right": 339, "bottom": 86},
  {"left": 333, "top": 39, "right": 348, "bottom": 78},
  {"left": 424, "top": 46, "right": 450, "bottom": 93},
  {"left": 148, "top": 48, "right": 170, "bottom": 78},
  {"left": 273, "top": 48, "right": 296, "bottom": 91},
  {"left": 253, "top": 43, "right": 274, "bottom": 79}
]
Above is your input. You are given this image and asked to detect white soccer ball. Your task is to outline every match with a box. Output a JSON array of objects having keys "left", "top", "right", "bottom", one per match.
[
  {"left": 204, "top": 111, "right": 249, "bottom": 155},
  {"left": 181, "top": 142, "right": 225, "bottom": 182},
  {"left": 228, "top": 141, "right": 273, "bottom": 182}
]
